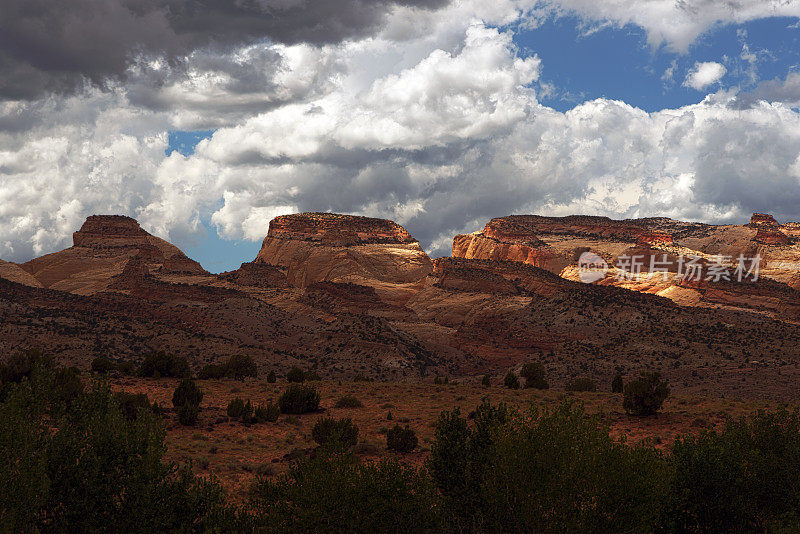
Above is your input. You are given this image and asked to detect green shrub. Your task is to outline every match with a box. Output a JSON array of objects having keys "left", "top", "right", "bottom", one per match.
[
  {"left": 242, "top": 399, "right": 253, "bottom": 420},
  {"left": 623, "top": 372, "right": 669, "bottom": 416},
  {"left": 197, "top": 354, "right": 257, "bottom": 380},
  {"left": 197, "top": 363, "right": 226, "bottom": 380},
  {"left": 504, "top": 370, "right": 520, "bottom": 389},
  {"left": 279, "top": 384, "right": 320, "bottom": 414},
  {"left": 0, "top": 365, "right": 237, "bottom": 531},
  {"left": 0, "top": 348, "right": 48, "bottom": 386},
  {"left": 286, "top": 366, "right": 305, "bottom": 383},
  {"left": 177, "top": 403, "right": 199, "bottom": 426},
  {"left": 478, "top": 402, "right": 668, "bottom": 533},
  {"left": 565, "top": 377, "right": 597, "bottom": 392},
  {"left": 91, "top": 357, "right": 117, "bottom": 374},
  {"left": 520, "top": 363, "right": 549, "bottom": 389},
  {"left": 254, "top": 403, "right": 280, "bottom": 423},
  {"left": 611, "top": 373, "right": 624, "bottom": 393},
  {"left": 387, "top": 425, "right": 418, "bottom": 453},
  {"left": 117, "top": 361, "right": 136, "bottom": 375},
  {"left": 267, "top": 370, "right": 276, "bottom": 383},
  {"left": 138, "top": 352, "right": 190, "bottom": 378},
  {"left": 249, "top": 451, "right": 442, "bottom": 532},
  {"left": 666, "top": 408, "right": 800, "bottom": 533},
  {"left": 52, "top": 366, "right": 83, "bottom": 407},
  {"left": 172, "top": 379, "right": 203, "bottom": 409},
  {"left": 334, "top": 395, "right": 363, "bottom": 408},
  {"left": 227, "top": 397, "right": 246, "bottom": 419},
  {"left": 226, "top": 354, "right": 258, "bottom": 379},
  {"left": 312, "top": 417, "right": 359, "bottom": 448},
  {"left": 430, "top": 399, "right": 667, "bottom": 532},
  {"left": 114, "top": 392, "right": 156, "bottom": 421},
  {"left": 429, "top": 398, "right": 510, "bottom": 523}
]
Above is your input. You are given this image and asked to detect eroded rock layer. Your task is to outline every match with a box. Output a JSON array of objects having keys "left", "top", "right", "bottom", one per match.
[
  {"left": 19, "top": 215, "right": 206, "bottom": 294},
  {"left": 255, "top": 212, "right": 432, "bottom": 289},
  {"left": 454, "top": 212, "right": 800, "bottom": 319}
]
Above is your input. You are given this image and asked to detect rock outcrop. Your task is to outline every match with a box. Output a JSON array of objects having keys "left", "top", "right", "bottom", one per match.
[
  {"left": 749, "top": 213, "right": 790, "bottom": 245},
  {"left": 218, "top": 262, "right": 289, "bottom": 288},
  {"left": 454, "top": 212, "right": 800, "bottom": 320},
  {"left": 254, "top": 213, "right": 433, "bottom": 291},
  {"left": 20, "top": 215, "right": 206, "bottom": 294},
  {"left": 452, "top": 215, "right": 656, "bottom": 276}
]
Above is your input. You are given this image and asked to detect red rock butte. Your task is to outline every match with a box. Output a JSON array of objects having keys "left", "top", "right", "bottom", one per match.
[
  {"left": 267, "top": 212, "right": 417, "bottom": 245},
  {"left": 749, "top": 213, "right": 790, "bottom": 245},
  {"left": 18, "top": 214, "right": 206, "bottom": 294},
  {"left": 750, "top": 213, "right": 780, "bottom": 227},
  {"left": 257, "top": 212, "right": 432, "bottom": 289}
]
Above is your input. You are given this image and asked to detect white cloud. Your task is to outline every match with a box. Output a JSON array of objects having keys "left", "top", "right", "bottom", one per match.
[
  {"left": 683, "top": 62, "right": 727, "bottom": 91},
  {"left": 4, "top": 1, "right": 800, "bottom": 265},
  {"left": 542, "top": 0, "right": 800, "bottom": 52}
]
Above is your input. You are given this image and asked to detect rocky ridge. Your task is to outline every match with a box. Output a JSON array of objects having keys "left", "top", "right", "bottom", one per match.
[{"left": 4, "top": 210, "right": 800, "bottom": 397}]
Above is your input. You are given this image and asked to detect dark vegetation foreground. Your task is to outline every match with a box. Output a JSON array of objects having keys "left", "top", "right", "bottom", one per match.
[{"left": 4, "top": 354, "right": 800, "bottom": 533}]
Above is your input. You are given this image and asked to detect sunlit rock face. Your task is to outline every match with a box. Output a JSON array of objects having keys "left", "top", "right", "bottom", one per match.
[
  {"left": 453, "top": 212, "right": 800, "bottom": 320},
  {"left": 254, "top": 213, "right": 433, "bottom": 293},
  {"left": 18, "top": 215, "right": 206, "bottom": 294}
]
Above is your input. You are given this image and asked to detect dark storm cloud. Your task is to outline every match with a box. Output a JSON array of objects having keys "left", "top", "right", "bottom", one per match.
[{"left": 0, "top": 0, "right": 449, "bottom": 99}]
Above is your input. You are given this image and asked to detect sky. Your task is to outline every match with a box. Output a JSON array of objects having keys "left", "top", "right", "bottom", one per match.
[{"left": 4, "top": 1, "right": 800, "bottom": 272}]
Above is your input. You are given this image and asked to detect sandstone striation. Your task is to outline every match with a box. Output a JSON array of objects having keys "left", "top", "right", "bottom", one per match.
[
  {"left": 0, "top": 259, "right": 43, "bottom": 287},
  {"left": 748, "top": 213, "right": 790, "bottom": 245},
  {"left": 255, "top": 212, "right": 433, "bottom": 291},
  {"left": 456, "top": 212, "right": 800, "bottom": 321},
  {"left": 20, "top": 215, "right": 206, "bottom": 294}
]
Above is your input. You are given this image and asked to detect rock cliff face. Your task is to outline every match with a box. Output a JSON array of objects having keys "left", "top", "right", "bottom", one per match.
[
  {"left": 456, "top": 212, "right": 800, "bottom": 320},
  {"left": 19, "top": 215, "right": 206, "bottom": 294},
  {"left": 10, "top": 208, "right": 800, "bottom": 391},
  {"left": 451, "top": 233, "right": 568, "bottom": 272},
  {"left": 255, "top": 213, "right": 433, "bottom": 290},
  {"left": 452, "top": 215, "right": 659, "bottom": 276},
  {"left": 749, "top": 213, "right": 790, "bottom": 245},
  {"left": 267, "top": 212, "right": 416, "bottom": 244}
]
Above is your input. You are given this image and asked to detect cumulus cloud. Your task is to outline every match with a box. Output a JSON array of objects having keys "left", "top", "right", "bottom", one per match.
[
  {"left": 683, "top": 61, "right": 727, "bottom": 91},
  {"left": 543, "top": 0, "right": 800, "bottom": 52},
  {"left": 4, "top": 1, "right": 800, "bottom": 265},
  {"left": 142, "top": 19, "right": 800, "bottom": 258},
  {"left": 0, "top": 91, "right": 168, "bottom": 259},
  {"left": 0, "top": 0, "right": 448, "bottom": 99},
  {"left": 732, "top": 72, "right": 800, "bottom": 109}
]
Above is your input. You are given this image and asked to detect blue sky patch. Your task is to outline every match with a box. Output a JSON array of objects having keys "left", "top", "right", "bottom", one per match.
[
  {"left": 513, "top": 15, "right": 800, "bottom": 112},
  {"left": 166, "top": 130, "right": 215, "bottom": 156}
]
